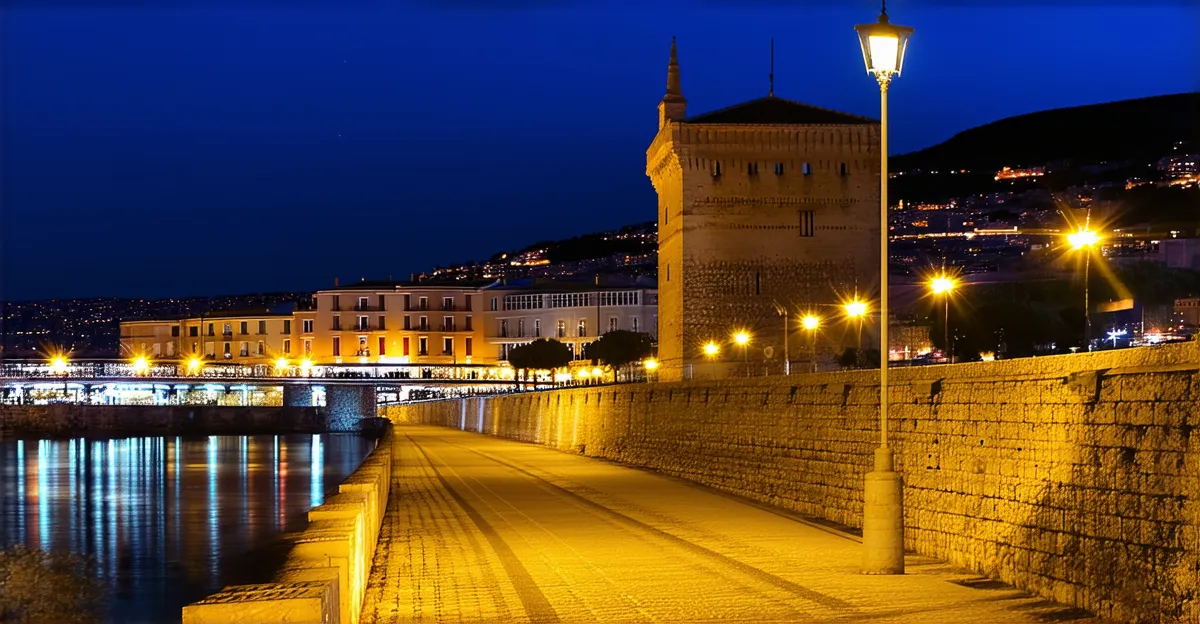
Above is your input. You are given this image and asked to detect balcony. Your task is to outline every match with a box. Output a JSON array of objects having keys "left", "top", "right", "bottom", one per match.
[
  {"left": 351, "top": 304, "right": 384, "bottom": 312},
  {"left": 350, "top": 323, "right": 381, "bottom": 332},
  {"left": 417, "top": 350, "right": 429, "bottom": 356},
  {"left": 406, "top": 304, "right": 430, "bottom": 312},
  {"left": 415, "top": 324, "right": 431, "bottom": 332},
  {"left": 439, "top": 323, "right": 457, "bottom": 332},
  {"left": 440, "top": 302, "right": 457, "bottom": 311},
  {"left": 441, "top": 350, "right": 454, "bottom": 356},
  {"left": 222, "top": 332, "right": 234, "bottom": 340}
]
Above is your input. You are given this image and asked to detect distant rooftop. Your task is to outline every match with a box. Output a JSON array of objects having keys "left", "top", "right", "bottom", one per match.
[{"left": 684, "top": 96, "right": 877, "bottom": 126}]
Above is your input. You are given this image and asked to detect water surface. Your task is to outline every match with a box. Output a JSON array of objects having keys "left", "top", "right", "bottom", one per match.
[{"left": 0, "top": 433, "right": 376, "bottom": 623}]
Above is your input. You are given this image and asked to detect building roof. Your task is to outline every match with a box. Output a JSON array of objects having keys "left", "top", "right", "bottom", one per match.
[
  {"left": 318, "top": 279, "right": 500, "bottom": 292},
  {"left": 683, "top": 96, "right": 877, "bottom": 126}
]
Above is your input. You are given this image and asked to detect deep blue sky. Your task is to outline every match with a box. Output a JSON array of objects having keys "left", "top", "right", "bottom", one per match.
[{"left": 3, "top": 1, "right": 1197, "bottom": 301}]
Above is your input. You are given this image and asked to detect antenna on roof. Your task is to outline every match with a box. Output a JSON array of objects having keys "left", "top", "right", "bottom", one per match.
[{"left": 769, "top": 38, "right": 775, "bottom": 97}]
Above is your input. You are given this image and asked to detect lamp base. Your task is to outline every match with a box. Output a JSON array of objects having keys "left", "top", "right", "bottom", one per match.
[{"left": 862, "top": 446, "right": 904, "bottom": 574}]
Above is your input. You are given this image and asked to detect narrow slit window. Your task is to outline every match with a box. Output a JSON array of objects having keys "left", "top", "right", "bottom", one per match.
[
  {"left": 774, "top": 163, "right": 784, "bottom": 175},
  {"left": 799, "top": 210, "right": 815, "bottom": 237},
  {"left": 802, "top": 162, "right": 813, "bottom": 175},
  {"left": 839, "top": 162, "right": 849, "bottom": 176}
]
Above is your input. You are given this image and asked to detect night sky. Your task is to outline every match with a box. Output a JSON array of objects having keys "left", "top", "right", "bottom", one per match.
[{"left": 3, "top": 1, "right": 1197, "bottom": 301}]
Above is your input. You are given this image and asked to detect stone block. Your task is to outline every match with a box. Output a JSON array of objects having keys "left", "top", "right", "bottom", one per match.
[{"left": 182, "top": 581, "right": 337, "bottom": 624}]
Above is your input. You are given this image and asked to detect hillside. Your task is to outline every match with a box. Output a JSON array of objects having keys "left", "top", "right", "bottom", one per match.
[{"left": 892, "top": 93, "right": 1200, "bottom": 173}]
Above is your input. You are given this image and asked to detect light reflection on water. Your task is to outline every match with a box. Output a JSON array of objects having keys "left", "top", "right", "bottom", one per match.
[{"left": 0, "top": 433, "right": 376, "bottom": 624}]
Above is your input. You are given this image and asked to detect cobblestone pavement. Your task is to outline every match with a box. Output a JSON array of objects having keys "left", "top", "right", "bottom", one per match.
[{"left": 361, "top": 426, "right": 1100, "bottom": 624}]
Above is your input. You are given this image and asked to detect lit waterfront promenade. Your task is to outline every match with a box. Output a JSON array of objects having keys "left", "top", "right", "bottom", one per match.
[{"left": 360, "top": 426, "right": 1098, "bottom": 623}]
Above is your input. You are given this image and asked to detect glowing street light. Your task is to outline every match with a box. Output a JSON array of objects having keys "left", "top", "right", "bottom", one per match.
[
  {"left": 131, "top": 356, "right": 150, "bottom": 376},
  {"left": 643, "top": 358, "right": 659, "bottom": 371},
  {"left": 299, "top": 357, "right": 313, "bottom": 377},
  {"left": 929, "top": 274, "right": 958, "bottom": 362},
  {"left": 801, "top": 315, "right": 821, "bottom": 373},
  {"left": 843, "top": 299, "right": 869, "bottom": 352},
  {"left": 1067, "top": 224, "right": 1102, "bottom": 350},
  {"left": 733, "top": 331, "right": 751, "bottom": 374},
  {"left": 703, "top": 341, "right": 720, "bottom": 379},
  {"left": 49, "top": 355, "right": 69, "bottom": 376},
  {"left": 274, "top": 357, "right": 290, "bottom": 375},
  {"left": 187, "top": 357, "right": 204, "bottom": 376},
  {"left": 802, "top": 315, "right": 820, "bottom": 331},
  {"left": 855, "top": 0, "right": 913, "bottom": 575}
]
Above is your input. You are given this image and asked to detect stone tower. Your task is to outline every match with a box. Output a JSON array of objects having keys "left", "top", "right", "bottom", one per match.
[{"left": 646, "top": 39, "right": 882, "bottom": 381}]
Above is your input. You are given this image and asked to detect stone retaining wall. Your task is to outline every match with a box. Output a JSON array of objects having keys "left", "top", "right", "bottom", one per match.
[
  {"left": 0, "top": 404, "right": 330, "bottom": 436},
  {"left": 386, "top": 343, "right": 1200, "bottom": 624},
  {"left": 182, "top": 424, "right": 394, "bottom": 624}
]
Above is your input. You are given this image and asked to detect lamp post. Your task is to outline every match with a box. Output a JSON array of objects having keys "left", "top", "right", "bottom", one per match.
[
  {"left": 1068, "top": 224, "right": 1100, "bottom": 351},
  {"left": 703, "top": 341, "right": 720, "bottom": 379},
  {"left": 733, "top": 331, "right": 750, "bottom": 375},
  {"left": 802, "top": 314, "right": 820, "bottom": 373},
  {"left": 855, "top": 0, "right": 912, "bottom": 576},
  {"left": 930, "top": 275, "right": 957, "bottom": 362},
  {"left": 843, "top": 299, "right": 868, "bottom": 358}
]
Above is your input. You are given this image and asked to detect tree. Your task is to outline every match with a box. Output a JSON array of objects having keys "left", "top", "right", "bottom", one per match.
[
  {"left": 507, "top": 339, "right": 572, "bottom": 386},
  {"left": 585, "top": 331, "right": 655, "bottom": 382},
  {"left": 0, "top": 546, "right": 104, "bottom": 624}
]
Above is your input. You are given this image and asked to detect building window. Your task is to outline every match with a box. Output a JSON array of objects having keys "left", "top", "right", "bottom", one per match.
[
  {"left": 500, "top": 320, "right": 509, "bottom": 338},
  {"left": 518, "top": 319, "right": 526, "bottom": 338},
  {"left": 189, "top": 326, "right": 198, "bottom": 337},
  {"left": 358, "top": 336, "right": 368, "bottom": 356},
  {"left": 465, "top": 338, "right": 473, "bottom": 357},
  {"left": 419, "top": 316, "right": 428, "bottom": 331},
  {"left": 418, "top": 297, "right": 428, "bottom": 311},
  {"left": 304, "top": 339, "right": 311, "bottom": 355},
  {"left": 712, "top": 161, "right": 722, "bottom": 177},
  {"left": 357, "top": 315, "right": 368, "bottom": 330},
  {"left": 402, "top": 337, "right": 410, "bottom": 356},
  {"left": 192, "top": 342, "right": 198, "bottom": 354},
  {"left": 258, "top": 320, "right": 267, "bottom": 334},
  {"left": 152, "top": 343, "right": 161, "bottom": 356},
  {"left": 774, "top": 163, "right": 785, "bottom": 175},
  {"left": 490, "top": 297, "right": 498, "bottom": 311},
  {"left": 418, "top": 337, "right": 428, "bottom": 356},
  {"left": 240, "top": 322, "right": 248, "bottom": 335},
  {"left": 223, "top": 323, "right": 232, "bottom": 336},
  {"left": 358, "top": 297, "right": 369, "bottom": 311},
  {"left": 799, "top": 210, "right": 815, "bottom": 237},
  {"left": 747, "top": 162, "right": 758, "bottom": 176},
  {"left": 171, "top": 326, "right": 180, "bottom": 337},
  {"left": 632, "top": 317, "right": 639, "bottom": 333},
  {"left": 331, "top": 295, "right": 340, "bottom": 310},
  {"left": 240, "top": 342, "right": 250, "bottom": 357},
  {"left": 283, "top": 320, "right": 291, "bottom": 334},
  {"left": 224, "top": 343, "right": 231, "bottom": 358},
  {"left": 332, "top": 337, "right": 340, "bottom": 357},
  {"left": 404, "top": 316, "right": 411, "bottom": 330},
  {"left": 379, "top": 336, "right": 386, "bottom": 356},
  {"left": 466, "top": 316, "right": 473, "bottom": 331},
  {"left": 303, "top": 319, "right": 313, "bottom": 333},
  {"left": 378, "top": 295, "right": 387, "bottom": 311},
  {"left": 332, "top": 315, "right": 341, "bottom": 330},
  {"left": 283, "top": 340, "right": 292, "bottom": 354},
  {"left": 609, "top": 317, "right": 618, "bottom": 332},
  {"left": 378, "top": 316, "right": 386, "bottom": 331},
  {"left": 802, "top": 162, "right": 812, "bottom": 175},
  {"left": 464, "top": 295, "right": 472, "bottom": 311},
  {"left": 208, "top": 323, "right": 215, "bottom": 336},
  {"left": 442, "top": 297, "right": 454, "bottom": 310},
  {"left": 557, "top": 321, "right": 566, "bottom": 338},
  {"left": 534, "top": 319, "right": 541, "bottom": 337},
  {"left": 839, "top": 162, "right": 849, "bottom": 176},
  {"left": 667, "top": 264, "right": 670, "bottom": 281},
  {"left": 255, "top": 341, "right": 263, "bottom": 355},
  {"left": 443, "top": 316, "right": 454, "bottom": 331},
  {"left": 443, "top": 337, "right": 453, "bottom": 355}
]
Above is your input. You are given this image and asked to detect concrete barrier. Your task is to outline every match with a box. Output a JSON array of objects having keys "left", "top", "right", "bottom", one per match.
[{"left": 182, "top": 425, "right": 393, "bottom": 624}]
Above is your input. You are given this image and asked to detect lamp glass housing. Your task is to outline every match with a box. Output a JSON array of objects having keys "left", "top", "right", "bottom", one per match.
[{"left": 855, "top": 18, "right": 913, "bottom": 78}]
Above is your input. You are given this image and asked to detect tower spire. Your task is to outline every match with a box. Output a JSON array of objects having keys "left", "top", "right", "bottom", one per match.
[
  {"left": 769, "top": 38, "right": 775, "bottom": 97},
  {"left": 664, "top": 36, "right": 685, "bottom": 103},
  {"left": 658, "top": 36, "right": 687, "bottom": 129}
]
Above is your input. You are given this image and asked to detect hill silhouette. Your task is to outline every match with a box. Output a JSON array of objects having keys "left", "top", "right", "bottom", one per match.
[{"left": 892, "top": 92, "right": 1200, "bottom": 173}]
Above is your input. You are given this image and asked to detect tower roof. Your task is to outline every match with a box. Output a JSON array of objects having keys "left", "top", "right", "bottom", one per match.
[
  {"left": 683, "top": 96, "right": 876, "bottom": 125},
  {"left": 663, "top": 36, "right": 686, "bottom": 104}
]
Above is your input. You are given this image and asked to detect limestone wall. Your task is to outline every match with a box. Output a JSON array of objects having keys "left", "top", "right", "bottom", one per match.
[
  {"left": 182, "top": 425, "right": 394, "bottom": 624},
  {"left": 386, "top": 343, "right": 1200, "bottom": 623}
]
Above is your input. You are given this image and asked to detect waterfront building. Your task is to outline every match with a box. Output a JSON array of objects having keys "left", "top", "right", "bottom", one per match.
[
  {"left": 646, "top": 39, "right": 882, "bottom": 380},
  {"left": 119, "top": 309, "right": 296, "bottom": 364}
]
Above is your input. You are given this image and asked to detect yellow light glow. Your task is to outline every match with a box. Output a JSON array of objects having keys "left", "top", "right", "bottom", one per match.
[
  {"left": 844, "top": 300, "right": 868, "bottom": 318},
  {"left": 1067, "top": 229, "right": 1100, "bottom": 250},
  {"left": 591, "top": 367, "right": 603, "bottom": 377},
  {"left": 643, "top": 358, "right": 660, "bottom": 371},
  {"left": 577, "top": 369, "right": 591, "bottom": 379},
  {"left": 801, "top": 315, "right": 820, "bottom": 331},
  {"left": 274, "top": 357, "right": 289, "bottom": 371},
  {"left": 703, "top": 342, "right": 720, "bottom": 357},
  {"left": 733, "top": 332, "right": 750, "bottom": 346},
  {"left": 930, "top": 275, "right": 957, "bottom": 295},
  {"left": 131, "top": 356, "right": 150, "bottom": 375},
  {"left": 49, "top": 355, "right": 69, "bottom": 375},
  {"left": 187, "top": 357, "right": 203, "bottom": 375},
  {"left": 299, "top": 358, "right": 313, "bottom": 374},
  {"left": 868, "top": 34, "right": 900, "bottom": 72}
]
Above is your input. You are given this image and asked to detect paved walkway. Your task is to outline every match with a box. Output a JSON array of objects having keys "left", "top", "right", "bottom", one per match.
[{"left": 361, "top": 426, "right": 1097, "bottom": 623}]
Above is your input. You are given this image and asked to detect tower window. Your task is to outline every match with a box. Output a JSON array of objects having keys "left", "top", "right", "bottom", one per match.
[
  {"left": 712, "top": 161, "right": 722, "bottom": 178},
  {"left": 802, "top": 162, "right": 813, "bottom": 175},
  {"left": 748, "top": 162, "right": 759, "bottom": 176},
  {"left": 774, "top": 163, "right": 785, "bottom": 175},
  {"left": 839, "top": 162, "right": 850, "bottom": 176},
  {"left": 799, "top": 210, "right": 815, "bottom": 237}
]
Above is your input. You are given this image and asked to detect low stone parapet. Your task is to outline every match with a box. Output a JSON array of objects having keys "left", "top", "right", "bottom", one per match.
[{"left": 182, "top": 425, "right": 393, "bottom": 624}]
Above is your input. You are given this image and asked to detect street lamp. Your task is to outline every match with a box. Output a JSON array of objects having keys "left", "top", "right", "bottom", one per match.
[
  {"left": 275, "top": 357, "right": 290, "bottom": 376},
  {"left": 855, "top": 0, "right": 911, "bottom": 576},
  {"left": 801, "top": 314, "right": 820, "bottom": 373},
  {"left": 187, "top": 356, "right": 204, "bottom": 376},
  {"left": 929, "top": 274, "right": 958, "bottom": 362},
  {"left": 843, "top": 299, "right": 869, "bottom": 353},
  {"left": 733, "top": 331, "right": 750, "bottom": 375},
  {"left": 299, "top": 357, "right": 314, "bottom": 377},
  {"left": 131, "top": 355, "right": 151, "bottom": 376},
  {"left": 1068, "top": 226, "right": 1101, "bottom": 351},
  {"left": 49, "top": 355, "right": 69, "bottom": 376},
  {"left": 703, "top": 341, "right": 720, "bottom": 379}
]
